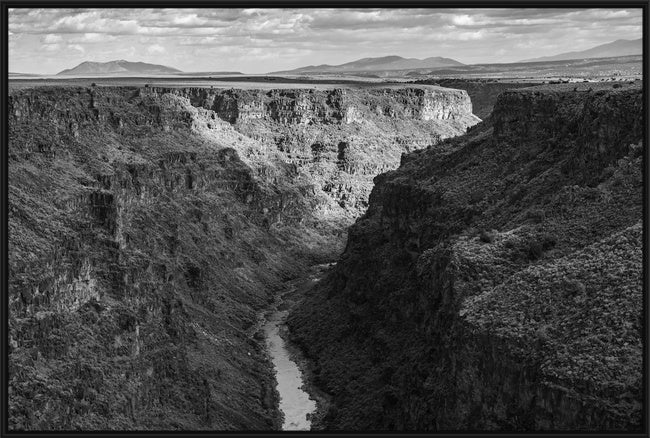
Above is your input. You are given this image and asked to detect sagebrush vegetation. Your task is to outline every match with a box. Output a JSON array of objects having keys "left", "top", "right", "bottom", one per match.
[{"left": 288, "top": 84, "right": 643, "bottom": 431}]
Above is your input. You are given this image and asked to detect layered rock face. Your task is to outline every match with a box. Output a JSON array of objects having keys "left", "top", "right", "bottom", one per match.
[
  {"left": 146, "top": 86, "right": 474, "bottom": 123},
  {"left": 144, "top": 86, "right": 479, "bottom": 218},
  {"left": 288, "top": 84, "right": 643, "bottom": 431},
  {"left": 412, "top": 79, "right": 543, "bottom": 119},
  {"left": 8, "top": 84, "right": 476, "bottom": 430}
]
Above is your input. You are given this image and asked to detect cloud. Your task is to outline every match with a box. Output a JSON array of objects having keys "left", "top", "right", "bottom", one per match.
[
  {"left": 172, "top": 13, "right": 208, "bottom": 27},
  {"left": 452, "top": 14, "right": 475, "bottom": 25},
  {"left": 8, "top": 8, "right": 643, "bottom": 74},
  {"left": 42, "top": 43, "right": 61, "bottom": 52},
  {"left": 42, "top": 34, "right": 62, "bottom": 44},
  {"left": 69, "top": 33, "right": 117, "bottom": 43},
  {"left": 147, "top": 43, "right": 165, "bottom": 54},
  {"left": 68, "top": 44, "right": 85, "bottom": 53},
  {"left": 591, "top": 9, "right": 631, "bottom": 19}
]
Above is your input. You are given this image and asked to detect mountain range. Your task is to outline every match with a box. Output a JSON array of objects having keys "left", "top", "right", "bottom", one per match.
[
  {"left": 57, "top": 60, "right": 182, "bottom": 76},
  {"left": 41, "top": 39, "right": 644, "bottom": 77},
  {"left": 521, "top": 38, "right": 642, "bottom": 63},
  {"left": 271, "top": 55, "right": 464, "bottom": 75}
]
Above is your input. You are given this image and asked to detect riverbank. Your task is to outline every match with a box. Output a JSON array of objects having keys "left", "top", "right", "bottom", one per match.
[{"left": 261, "top": 263, "right": 334, "bottom": 430}]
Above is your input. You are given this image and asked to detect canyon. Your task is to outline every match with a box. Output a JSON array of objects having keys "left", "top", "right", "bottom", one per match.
[
  {"left": 7, "top": 83, "right": 477, "bottom": 430},
  {"left": 7, "top": 5, "right": 645, "bottom": 432},
  {"left": 7, "top": 80, "right": 643, "bottom": 431}
]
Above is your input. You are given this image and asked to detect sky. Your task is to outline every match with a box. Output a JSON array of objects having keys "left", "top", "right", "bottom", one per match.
[{"left": 8, "top": 8, "right": 643, "bottom": 74}]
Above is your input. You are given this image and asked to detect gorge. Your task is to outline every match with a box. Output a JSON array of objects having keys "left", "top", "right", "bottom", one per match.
[
  {"left": 7, "top": 5, "right": 645, "bottom": 433},
  {"left": 8, "top": 83, "right": 478, "bottom": 430},
  {"left": 7, "top": 81, "right": 643, "bottom": 432}
]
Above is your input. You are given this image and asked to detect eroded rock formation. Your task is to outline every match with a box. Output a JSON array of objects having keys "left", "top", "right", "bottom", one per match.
[
  {"left": 288, "top": 84, "right": 643, "bottom": 431},
  {"left": 142, "top": 86, "right": 479, "bottom": 217}
]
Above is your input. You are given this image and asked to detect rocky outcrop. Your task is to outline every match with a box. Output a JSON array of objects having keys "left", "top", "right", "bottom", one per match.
[
  {"left": 139, "top": 86, "right": 479, "bottom": 217},
  {"left": 411, "top": 79, "right": 543, "bottom": 119},
  {"left": 142, "top": 86, "right": 475, "bottom": 124},
  {"left": 288, "top": 84, "right": 643, "bottom": 431}
]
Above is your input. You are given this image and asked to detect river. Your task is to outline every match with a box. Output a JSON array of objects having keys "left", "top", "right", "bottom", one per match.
[{"left": 262, "top": 263, "right": 332, "bottom": 431}]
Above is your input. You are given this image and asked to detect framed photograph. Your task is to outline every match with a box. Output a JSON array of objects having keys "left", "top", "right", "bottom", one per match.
[{"left": 4, "top": 4, "right": 646, "bottom": 433}]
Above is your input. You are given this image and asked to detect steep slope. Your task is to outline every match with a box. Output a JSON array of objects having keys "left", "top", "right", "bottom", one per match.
[
  {"left": 288, "top": 83, "right": 643, "bottom": 431},
  {"left": 8, "top": 83, "right": 477, "bottom": 430},
  {"left": 149, "top": 85, "right": 479, "bottom": 220},
  {"left": 57, "top": 60, "right": 182, "bottom": 76},
  {"left": 522, "top": 38, "right": 642, "bottom": 63},
  {"left": 8, "top": 87, "right": 300, "bottom": 430}
]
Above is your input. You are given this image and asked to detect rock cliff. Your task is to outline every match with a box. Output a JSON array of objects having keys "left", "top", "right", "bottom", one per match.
[
  {"left": 7, "top": 83, "right": 477, "bottom": 430},
  {"left": 411, "top": 79, "right": 543, "bottom": 119},
  {"left": 143, "top": 85, "right": 479, "bottom": 218},
  {"left": 8, "top": 87, "right": 295, "bottom": 430},
  {"left": 288, "top": 84, "right": 643, "bottom": 431}
]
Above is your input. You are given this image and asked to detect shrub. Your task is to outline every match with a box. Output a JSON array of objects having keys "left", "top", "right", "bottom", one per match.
[
  {"left": 559, "top": 278, "right": 586, "bottom": 299},
  {"left": 535, "top": 324, "right": 551, "bottom": 342},
  {"left": 509, "top": 187, "right": 527, "bottom": 203},
  {"left": 629, "top": 142, "right": 643, "bottom": 158},
  {"left": 507, "top": 234, "right": 554, "bottom": 263},
  {"left": 526, "top": 208, "right": 546, "bottom": 224},
  {"left": 601, "top": 165, "right": 616, "bottom": 180},
  {"left": 611, "top": 174, "right": 624, "bottom": 187},
  {"left": 324, "top": 404, "right": 339, "bottom": 422},
  {"left": 540, "top": 233, "right": 558, "bottom": 250},
  {"left": 394, "top": 248, "right": 414, "bottom": 266},
  {"left": 479, "top": 230, "right": 495, "bottom": 243},
  {"left": 526, "top": 241, "right": 543, "bottom": 261},
  {"left": 469, "top": 191, "right": 483, "bottom": 204},
  {"left": 613, "top": 83, "right": 622, "bottom": 89}
]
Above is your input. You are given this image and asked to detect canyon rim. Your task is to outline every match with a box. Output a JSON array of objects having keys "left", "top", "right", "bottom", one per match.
[{"left": 4, "top": 5, "right": 646, "bottom": 433}]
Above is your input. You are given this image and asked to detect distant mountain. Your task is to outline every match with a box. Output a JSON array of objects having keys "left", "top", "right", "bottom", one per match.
[
  {"left": 57, "top": 60, "right": 182, "bottom": 76},
  {"left": 272, "top": 55, "right": 464, "bottom": 75},
  {"left": 522, "top": 39, "right": 642, "bottom": 63},
  {"left": 176, "top": 71, "right": 243, "bottom": 76},
  {"left": 9, "top": 72, "right": 41, "bottom": 77}
]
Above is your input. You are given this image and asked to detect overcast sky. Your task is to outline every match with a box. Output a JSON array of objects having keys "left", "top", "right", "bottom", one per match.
[{"left": 8, "top": 8, "right": 643, "bottom": 74}]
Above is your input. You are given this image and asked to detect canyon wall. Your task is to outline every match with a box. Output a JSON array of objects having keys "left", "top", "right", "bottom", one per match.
[
  {"left": 144, "top": 85, "right": 479, "bottom": 218},
  {"left": 8, "top": 87, "right": 295, "bottom": 430},
  {"left": 411, "top": 79, "right": 543, "bottom": 119},
  {"left": 288, "top": 84, "right": 644, "bottom": 431},
  {"left": 7, "top": 84, "right": 477, "bottom": 430}
]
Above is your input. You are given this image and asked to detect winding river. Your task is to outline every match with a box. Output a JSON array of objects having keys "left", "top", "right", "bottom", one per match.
[
  {"left": 263, "top": 264, "right": 331, "bottom": 431},
  {"left": 264, "top": 309, "right": 316, "bottom": 430}
]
